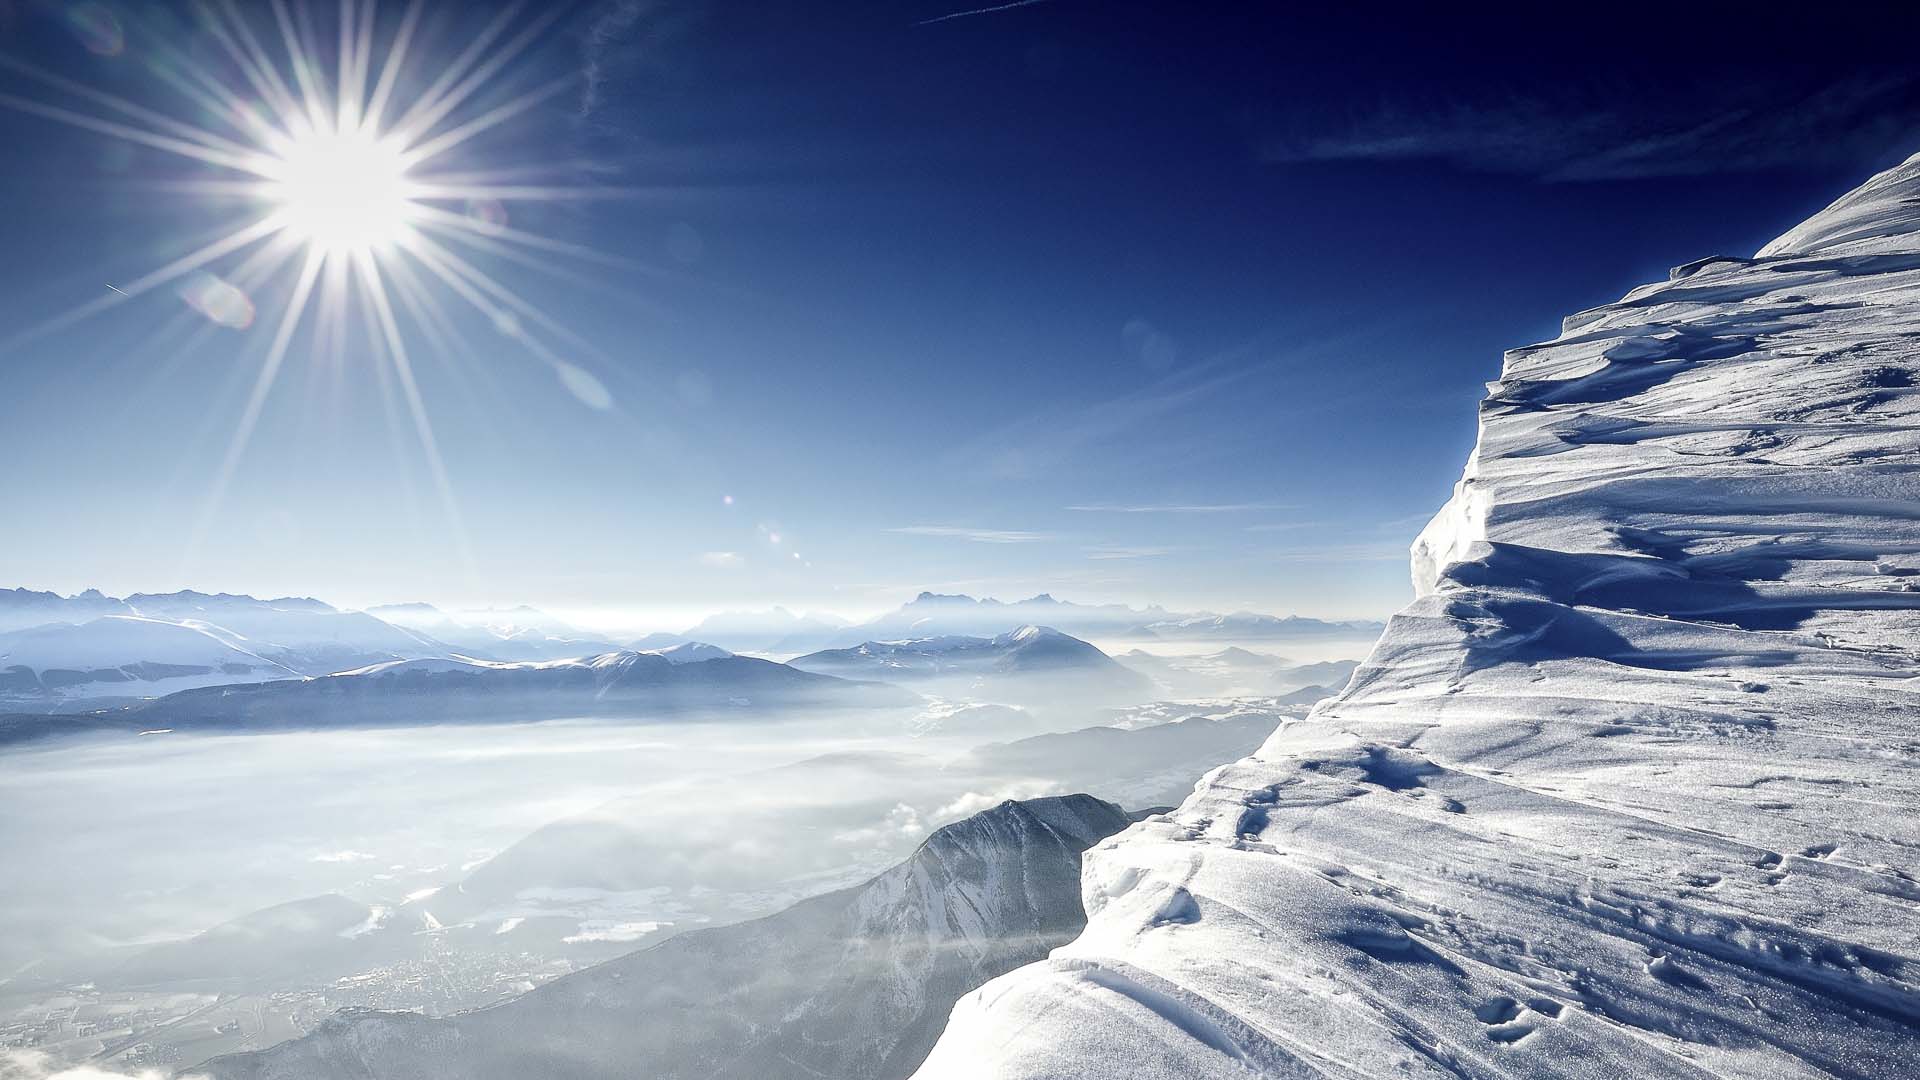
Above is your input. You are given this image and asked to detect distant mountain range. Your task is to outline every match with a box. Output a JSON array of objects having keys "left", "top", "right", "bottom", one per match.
[
  {"left": 0, "top": 590, "right": 711, "bottom": 709},
  {"left": 641, "top": 593, "right": 1383, "bottom": 655},
  {"left": 99, "top": 651, "right": 910, "bottom": 732},
  {"left": 0, "top": 590, "right": 454, "bottom": 708},
  {"left": 196, "top": 795, "right": 1134, "bottom": 1080},
  {"left": 0, "top": 587, "right": 132, "bottom": 630},
  {"left": 678, "top": 605, "right": 854, "bottom": 655},
  {"left": 790, "top": 625, "right": 1153, "bottom": 705},
  {"left": 367, "top": 601, "right": 625, "bottom": 660},
  {"left": 0, "top": 585, "right": 1380, "bottom": 712}
]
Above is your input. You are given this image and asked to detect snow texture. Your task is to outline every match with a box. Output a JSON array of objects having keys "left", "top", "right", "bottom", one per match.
[{"left": 914, "top": 154, "right": 1920, "bottom": 1079}]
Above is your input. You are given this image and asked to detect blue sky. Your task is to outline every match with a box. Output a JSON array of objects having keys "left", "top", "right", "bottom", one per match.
[{"left": 1, "top": 1, "right": 1916, "bottom": 628}]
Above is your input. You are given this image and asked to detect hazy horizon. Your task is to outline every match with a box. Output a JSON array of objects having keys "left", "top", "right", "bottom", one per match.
[{"left": 0, "top": 579, "right": 1402, "bottom": 636}]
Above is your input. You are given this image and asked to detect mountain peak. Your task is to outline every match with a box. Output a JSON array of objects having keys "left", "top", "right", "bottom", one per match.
[
  {"left": 917, "top": 794, "right": 1130, "bottom": 864},
  {"left": 911, "top": 591, "right": 978, "bottom": 606},
  {"left": 367, "top": 601, "right": 443, "bottom": 616}
]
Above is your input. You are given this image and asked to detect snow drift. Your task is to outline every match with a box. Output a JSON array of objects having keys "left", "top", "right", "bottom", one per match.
[{"left": 913, "top": 155, "right": 1920, "bottom": 1078}]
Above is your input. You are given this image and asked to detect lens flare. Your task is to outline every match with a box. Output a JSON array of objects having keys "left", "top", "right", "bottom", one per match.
[{"left": 178, "top": 270, "right": 256, "bottom": 329}]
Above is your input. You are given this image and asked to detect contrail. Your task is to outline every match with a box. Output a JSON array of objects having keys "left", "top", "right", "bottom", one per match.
[
  {"left": 918, "top": 0, "right": 1051, "bottom": 25},
  {"left": 105, "top": 283, "right": 128, "bottom": 296}
]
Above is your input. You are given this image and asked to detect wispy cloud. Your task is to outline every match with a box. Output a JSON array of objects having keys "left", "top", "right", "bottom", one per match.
[
  {"left": 1068, "top": 502, "right": 1292, "bottom": 514},
  {"left": 888, "top": 525, "right": 1053, "bottom": 544},
  {"left": 1260, "top": 75, "right": 1920, "bottom": 181},
  {"left": 1243, "top": 520, "right": 1328, "bottom": 533},
  {"left": 1084, "top": 545, "right": 1175, "bottom": 560},
  {"left": 1368, "top": 511, "right": 1441, "bottom": 531},
  {"left": 1262, "top": 542, "right": 1409, "bottom": 564},
  {"left": 948, "top": 362, "right": 1256, "bottom": 480},
  {"left": 918, "top": 0, "right": 1053, "bottom": 26},
  {"left": 699, "top": 551, "right": 744, "bottom": 568},
  {"left": 579, "top": 1, "right": 645, "bottom": 119}
]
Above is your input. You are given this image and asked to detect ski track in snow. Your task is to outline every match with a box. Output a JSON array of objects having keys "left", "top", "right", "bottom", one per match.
[{"left": 914, "top": 154, "right": 1920, "bottom": 1079}]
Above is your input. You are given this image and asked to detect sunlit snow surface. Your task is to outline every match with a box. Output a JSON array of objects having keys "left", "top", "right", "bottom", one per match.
[{"left": 916, "top": 155, "right": 1920, "bottom": 1079}]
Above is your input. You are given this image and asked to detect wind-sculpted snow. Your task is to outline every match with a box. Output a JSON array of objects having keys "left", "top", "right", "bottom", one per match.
[{"left": 914, "top": 155, "right": 1920, "bottom": 1078}]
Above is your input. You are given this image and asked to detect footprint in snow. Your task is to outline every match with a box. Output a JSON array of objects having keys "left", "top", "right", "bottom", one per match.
[
  {"left": 1474, "top": 997, "right": 1523, "bottom": 1024},
  {"left": 1474, "top": 997, "right": 1545, "bottom": 1044},
  {"left": 1645, "top": 954, "right": 1708, "bottom": 990},
  {"left": 1486, "top": 1021, "right": 1537, "bottom": 1044}
]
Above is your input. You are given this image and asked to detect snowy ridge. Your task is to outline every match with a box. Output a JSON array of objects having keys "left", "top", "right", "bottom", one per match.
[
  {"left": 326, "top": 643, "right": 732, "bottom": 678},
  {"left": 914, "top": 155, "right": 1920, "bottom": 1078}
]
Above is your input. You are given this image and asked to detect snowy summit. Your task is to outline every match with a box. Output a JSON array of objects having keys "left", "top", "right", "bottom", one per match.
[{"left": 915, "top": 151, "right": 1920, "bottom": 1079}]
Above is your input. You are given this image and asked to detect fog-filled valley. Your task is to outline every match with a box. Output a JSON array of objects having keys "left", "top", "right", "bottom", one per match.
[{"left": 0, "top": 586, "right": 1372, "bottom": 1076}]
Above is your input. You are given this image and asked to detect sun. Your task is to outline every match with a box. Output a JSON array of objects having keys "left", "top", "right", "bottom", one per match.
[
  {"left": 0, "top": 0, "right": 628, "bottom": 571},
  {"left": 260, "top": 122, "right": 419, "bottom": 256}
]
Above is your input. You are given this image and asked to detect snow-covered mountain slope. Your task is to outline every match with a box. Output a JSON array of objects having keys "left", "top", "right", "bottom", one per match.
[
  {"left": 914, "top": 156, "right": 1920, "bottom": 1079},
  {"left": 792, "top": 626, "right": 1153, "bottom": 704},
  {"left": 643, "top": 640, "right": 732, "bottom": 663},
  {"left": 0, "top": 616, "right": 299, "bottom": 703},
  {"left": 323, "top": 644, "right": 731, "bottom": 678},
  {"left": 196, "top": 795, "right": 1133, "bottom": 1080},
  {"left": 123, "top": 592, "right": 448, "bottom": 674},
  {"left": 794, "top": 625, "right": 1103, "bottom": 676}
]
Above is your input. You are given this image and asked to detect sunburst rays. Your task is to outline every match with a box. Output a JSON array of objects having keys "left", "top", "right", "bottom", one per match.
[{"left": 0, "top": 0, "right": 628, "bottom": 577}]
